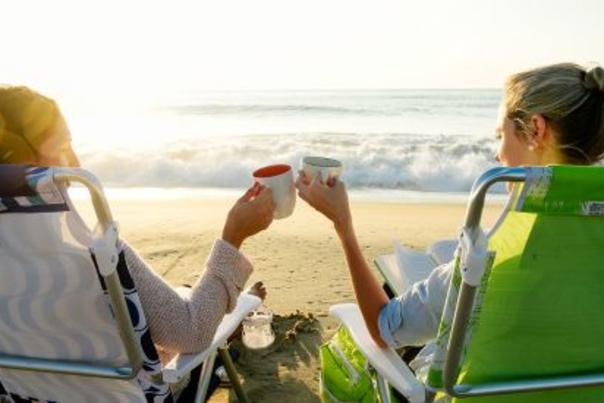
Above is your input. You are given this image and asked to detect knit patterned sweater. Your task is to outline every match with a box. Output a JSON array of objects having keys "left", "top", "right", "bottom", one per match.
[{"left": 119, "top": 238, "right": 253, "bottom": 364}]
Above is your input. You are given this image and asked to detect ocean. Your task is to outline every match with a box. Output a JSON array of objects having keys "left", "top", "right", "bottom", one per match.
[{"left": 69, "top": 89, "right": 504, "bottom": 200}]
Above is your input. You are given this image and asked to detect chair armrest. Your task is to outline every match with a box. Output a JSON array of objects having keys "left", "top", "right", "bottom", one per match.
[
  {"left": 329, "top": 303, "right": 426, "bottom": 403},
  {"left": 162, "top": 292, "right": 262, "bottom": 383}
]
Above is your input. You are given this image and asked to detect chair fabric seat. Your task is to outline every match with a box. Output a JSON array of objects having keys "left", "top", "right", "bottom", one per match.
[
  {"left": 424, "top": 166, "right": 604, "bottom": 402},
  {"left": 0, "top": 166, "right": 173, "bottom": 402},
  {"left": 456, "top": 211, "right": 604, "bottom": 402}
]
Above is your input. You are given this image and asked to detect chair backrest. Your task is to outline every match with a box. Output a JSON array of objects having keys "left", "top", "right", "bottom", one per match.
[
  {"left": 427, "top": 165, "right": 604, "bottom": 402},
  {"left": 0, "top": 165, "right": 172, "bottom": 403}
]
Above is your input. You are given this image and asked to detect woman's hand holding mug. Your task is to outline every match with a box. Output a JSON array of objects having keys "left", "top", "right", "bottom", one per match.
[
  {"left": 222, "top": 183, "right": 275, "bottom": 249},
  {"left": 295, "top": 170, "right": 353, "bottom": 237}
]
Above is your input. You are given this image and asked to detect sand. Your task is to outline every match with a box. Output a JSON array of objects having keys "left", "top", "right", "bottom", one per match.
[{"left": 75, "top": 196, "right": 502, "bottom": 402}]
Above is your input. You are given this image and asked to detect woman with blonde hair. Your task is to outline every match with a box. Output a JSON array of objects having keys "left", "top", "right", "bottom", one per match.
[
  {"left": 0, "top": 85, "right": 274, "bottom": 400},
  {"left": 297, "top": 63, "right": 604, "bottom": 354}
]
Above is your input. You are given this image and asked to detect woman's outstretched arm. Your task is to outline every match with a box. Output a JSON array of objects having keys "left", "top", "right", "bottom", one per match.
[
  {"left": 336, "top": 219, "right": 389, "bottom": 347},
  {"left": 296, "top": 173, "right": 389, "bottom": 347},
  {"left": 122, "top": 184, "right": 274, "bottom": 360},
  {"left": 122, "top": 238, "right": 251, "bottom": 356}
]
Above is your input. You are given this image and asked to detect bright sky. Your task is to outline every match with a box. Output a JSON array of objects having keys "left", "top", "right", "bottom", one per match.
[{"left": 1, "top": 0, "right": 603, "bottom": 100}]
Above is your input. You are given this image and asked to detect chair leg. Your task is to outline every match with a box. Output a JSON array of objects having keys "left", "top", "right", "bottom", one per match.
[
  {"left": 376, "top": 373, "right": 392, "bottom": 403},
  {"left": 218, "top": 347, "right": 250, "bottom": 403},
  {"left": 195, "top": 351, "right": 217, "bottom": 403}
]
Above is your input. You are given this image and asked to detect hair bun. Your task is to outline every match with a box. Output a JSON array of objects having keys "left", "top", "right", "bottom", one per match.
[{"left": 584, "top": 66, "right": 604, "bottom": 93}]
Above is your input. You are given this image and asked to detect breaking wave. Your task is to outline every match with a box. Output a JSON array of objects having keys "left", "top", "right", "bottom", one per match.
[{"left": 81, "top": 132, "right": 499, "bottom": 193}]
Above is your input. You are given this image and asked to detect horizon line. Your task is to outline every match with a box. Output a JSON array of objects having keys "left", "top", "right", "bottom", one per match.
[{"left": 173, "top": 87, "right": 502, "bottom": 93}]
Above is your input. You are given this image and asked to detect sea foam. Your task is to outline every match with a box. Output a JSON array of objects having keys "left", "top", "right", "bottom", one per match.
[
  {"left": 72, "top": 89, "right": 503, "bottom": 193},
  {"left": 81, "top": 132, "right": 498, "bottom": 192}
]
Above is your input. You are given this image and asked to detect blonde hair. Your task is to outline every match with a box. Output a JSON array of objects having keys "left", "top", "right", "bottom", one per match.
[
  {"left": 504, "top": 63, "right": 604, "bottom": 164},
  {"left": 0, "top": 85, "right": 61, "bottom": 164}
]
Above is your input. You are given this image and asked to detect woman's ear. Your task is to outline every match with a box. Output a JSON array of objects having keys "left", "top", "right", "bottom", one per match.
[{"left": 528, "top": 114, "right": 549, "bottom": 150}]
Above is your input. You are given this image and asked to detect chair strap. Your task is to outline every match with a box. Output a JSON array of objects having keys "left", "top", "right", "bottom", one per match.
[
  {"left": 459, "top": 228, "right": 489, "bottom": 287},
  {"left": 0, "top": 165, "right": 36, "bottom": 197},
  {"left": 0, "top": 165, "right": 67, "bottom": 214}
]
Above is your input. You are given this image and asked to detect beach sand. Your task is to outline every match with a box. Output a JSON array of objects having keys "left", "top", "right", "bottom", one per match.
[{"left": 75, "top": 197, "right": 502, "bottom": 402}]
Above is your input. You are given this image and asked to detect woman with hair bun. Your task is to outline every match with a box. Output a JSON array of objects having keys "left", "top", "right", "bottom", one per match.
[
  {"left": 502, "top": 64, "right": 604, "bottom": 166},
  {"left": 296, "top": 62, "right": 604, "bottom": 350}
]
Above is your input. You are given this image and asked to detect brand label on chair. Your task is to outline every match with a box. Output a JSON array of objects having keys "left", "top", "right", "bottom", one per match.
[{"left": 583, "top": 202, "right": 604, "bottom": 216}]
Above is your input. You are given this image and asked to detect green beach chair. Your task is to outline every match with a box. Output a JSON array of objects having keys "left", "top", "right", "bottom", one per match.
[{"left": 330, "top": 165, "right": 604, "bottom": 402}]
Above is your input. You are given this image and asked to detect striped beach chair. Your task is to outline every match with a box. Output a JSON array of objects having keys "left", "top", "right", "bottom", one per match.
[{"left": 0, "top": 165, "right": 260, "bottom": 402}]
